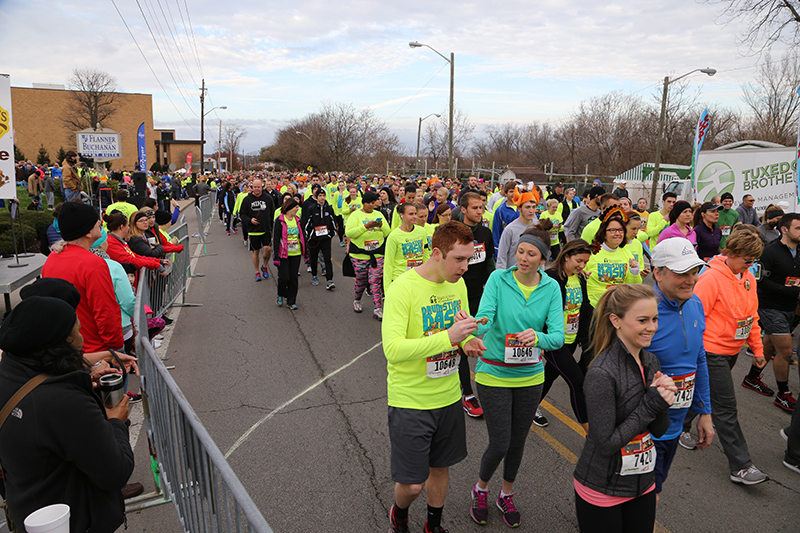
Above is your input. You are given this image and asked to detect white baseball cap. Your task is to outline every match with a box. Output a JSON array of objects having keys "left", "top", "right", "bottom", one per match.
[{"left": 652, "top": 237, "right": 706, "bottom": 274}]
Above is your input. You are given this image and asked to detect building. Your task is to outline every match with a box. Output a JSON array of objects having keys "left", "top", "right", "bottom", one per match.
[
  {"left": 153, "top": 129, "right": 203, "bottom": 172},
  {"left": 11, "top": 84, "right": 190, "bottom": 172}
]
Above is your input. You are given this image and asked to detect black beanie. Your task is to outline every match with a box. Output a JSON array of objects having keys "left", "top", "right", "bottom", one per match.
[
  {"left": 154, "top": 209, "right": 172, "bottom": 226},
  {"left": 58, "top": 202, "right": 98, "bottom": 241},
  {"left": 19, "top": 278, "right": 81, "bottom": 309},
  {"left": 669, "top": 201, "right": 693, "bottom": 224},
  {"left": 0, "top": 296, "right": 76, "bottom": 354},
  {"left": 362, "top": 191, "right": 379, "bottom": 204}
]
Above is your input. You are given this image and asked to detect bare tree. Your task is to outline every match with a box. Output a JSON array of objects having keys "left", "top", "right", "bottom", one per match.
[
  {"left": 422, "top": 106, "right": 475, "bottom": 169},
  {"left": 221, "top": 124, "right": 248, "bottom": 170},
  {"left": 62, "top": 68, "right": 119, "bottom": 131},
  {"left": 739, "top": 52, "right": 800, "bottom": 145},
  {"left": 270, "top": 102, "right": 402, "bottom": 172},
  {"left": 708, "top": 0, "right": 800, "bottom": 52}
]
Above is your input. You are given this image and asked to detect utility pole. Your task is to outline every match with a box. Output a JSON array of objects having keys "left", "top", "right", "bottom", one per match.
[
  {"left": 218, "top": 120, "right": 222, "bottom": 173},
  {"left": 199, "top": 79, "right": 205, "bottom": 177},
  {"left": 448, "top": 52, "right": 454, "bottom": 179}
]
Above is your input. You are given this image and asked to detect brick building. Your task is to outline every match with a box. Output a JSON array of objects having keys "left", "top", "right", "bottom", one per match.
[
  {"left": 11, "top": 85, "right": 164, "bottom": 171},
  {"left": 153, "top": 129, "right": 202, "bottom": 173}
]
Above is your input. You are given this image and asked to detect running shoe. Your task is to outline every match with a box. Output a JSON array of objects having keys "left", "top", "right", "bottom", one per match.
[
  {"left": 775, "top": 392, "right": 796, "bottom": 412},
  {"left": 679, "top": 431, "right": 697, "bottom": 450},
  {"left": 255, "top": 273, "right": 262, "bottom": 282},
  {"left": 423, "top": 523, "right": 449, "bottom": 533},
  {"left": 261, "top": 266, "right": 269, "bottom": 279},
  {"left": 742, "top": 374, "right": 775, "bottom": 396},
  {"left": 227, "top": 232, "right": 231, "bottom": 236},
  {"left": 276, "top": 296, "right": 283, "bottom": 307},
  {"left": 354, "top": 300, "right": 363, "bottom": 313},
  {"left": 126, "top": 391, "right": 142, "bottom": 404},
  {"left": 307, "top": 264, "right": 312, "bottom": 273},
  {"left": 730, "top": 465, "right": 769, "bottom": 485},
  {"left": 496, "top": 493, "right": 521, "bottom": 527},
  {"left": 463, "top": 396, "right": 484, "bottom": 418},
  {"left": 781, "top": 427, "right": 790, "bottom": 441},
  {"left": 233, "top": 229, "right": 237, "bottom": 234},
  {"left": 532, "top": 407, "right": 548, "bottom": 427},
  {"left": 470, "top": 487, "right": 489, "bottom": 525},
  {"left": 388, "top": 504, "right": 409, "bottom": 533},
  {"left": 374, "top": 308, "right": 383, "bottom": 321},
  {"left": 312, "top": 276, "right": 319, "bottom": 286},
  {"left": 326, "top": 281, "right": 335, "bottom": 290},
  {"left": 288, "top": 304, "right": 298, "bottom": 310},
  {"left": 339, "top": 241, "right": 345, "bottom": 247},
  {"left": 784, "top": 460, "right": 800, "bottom": 475}
]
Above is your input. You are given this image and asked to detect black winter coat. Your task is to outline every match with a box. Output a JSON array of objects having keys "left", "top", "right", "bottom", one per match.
[{"left": 0, "top": 353, "right": 134, "bottom": 532}]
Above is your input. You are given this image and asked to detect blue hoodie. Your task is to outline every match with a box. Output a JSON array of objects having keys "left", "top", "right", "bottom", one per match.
[
  {"left": 474, "top": 267, "right": 564, "bottom": 385},
  {"left": 647, "top": 284, "right": 712, "bottom": 441},
  {"left": 491, "top": 201, "right": 519, "bottom": 258}
]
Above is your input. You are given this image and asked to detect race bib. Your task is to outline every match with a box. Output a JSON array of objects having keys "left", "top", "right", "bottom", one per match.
[
  {"left": 734, "top": 316, "right": 754, "bottom": 340},
  {"left": 288, "top": 239, "right": 299, "bottom": 252},
  {"left": 620, "top": 432, "right": 655, "bottom": 476},
  {"left": 671, "top": 372, "right": 696, "bottom": 410},
  {"left": 720, "top": 225, "right": 731, "bottom": 236},
  {"left": 786, "top": 277, "right": 800, "bottom": 287},
  {"left": 565, "top": 312, "right": 580, "bottom": 335},
  {"left": 364, "top": 239, "right": 380, "bottom": 251},
  {"left": 469, "top": 243, "right": 486, "bottom": 265},
  {"left": 504, "top": 334, "right": 540, "bottom": 364},
  {"left": 426, "top": 347, "right": 460, "bottom": 378},
  {"left": 407, "top": 259, "right": 423, "bottom": 270},
  {"left": 314, "top": 225, "right": 329, "bottom": 237}
]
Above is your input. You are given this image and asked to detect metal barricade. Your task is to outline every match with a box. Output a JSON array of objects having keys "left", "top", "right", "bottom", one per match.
[
  {"left": 147, "top": 222, "right": 201, "bottom": 319},
  {"left": 132, "top": 271, "right": 273, "bottom": 532}
]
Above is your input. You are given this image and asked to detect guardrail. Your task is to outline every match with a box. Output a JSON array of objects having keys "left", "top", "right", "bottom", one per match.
[
  {"left": 147, "top": 221, "right": 201, "bottom": 319},
  {"left": 131, "top": 270, "right": 273, "bottom": 532}
]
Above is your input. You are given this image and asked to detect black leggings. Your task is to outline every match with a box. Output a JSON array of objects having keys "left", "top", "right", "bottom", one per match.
[
  {"left": 477, "top": 383, "right": 542, "bottom": 483},
  {"left": 541, "top": 342, "right": 588, "bottom": 424},
  {"left": 460, "top": 296, "right": 484, "bottom": 397},
  {"left": 309, "top": 239, "right": 333, "bottom": 281},
  {"left": 575, "top": 490, "right": 656, "bottom": 533},
  {"left": 277, "top": 255, "right": 301, "bottom": 305}
]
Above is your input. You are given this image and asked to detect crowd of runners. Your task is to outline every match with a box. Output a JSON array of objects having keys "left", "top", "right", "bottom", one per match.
[{"left": 203, "top": 170, "right": 799, "bottom": 533}]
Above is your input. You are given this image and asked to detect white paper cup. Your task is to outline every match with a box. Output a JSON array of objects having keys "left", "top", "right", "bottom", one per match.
[{"left": 24, "top": 504, "right": 70, "bottom": 533}]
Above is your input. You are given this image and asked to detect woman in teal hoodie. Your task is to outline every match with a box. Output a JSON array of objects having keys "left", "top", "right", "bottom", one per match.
[{"left": 467, "top": 224, "right": 565, "bottom": 528}]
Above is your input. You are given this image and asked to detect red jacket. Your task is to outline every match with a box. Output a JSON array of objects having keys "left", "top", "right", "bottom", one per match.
[
  {"left": 153, "top": 228, "right": 184, "bottom": 254},
  {"left": 42, "top": 245, "right": 123, "bottom": 352},
  {"left": 106, "top": 234, "right": 162, "bottom": 270}
]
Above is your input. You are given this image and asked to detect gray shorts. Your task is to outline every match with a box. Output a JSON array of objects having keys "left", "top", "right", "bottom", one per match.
[
  {"left": 758, "top": 308, "right": 795, "bottom": 335},
  {"left": 388, "top": 401, "right": 467, "bottom": 484}
]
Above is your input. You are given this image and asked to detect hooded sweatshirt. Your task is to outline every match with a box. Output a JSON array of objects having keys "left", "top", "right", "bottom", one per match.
[
  {"left": 694, "top": 255, "right": 763, "bottom": 357},
  {"left": 474, "top": 267, "right": 564, "bottom": 387},
  {"left": 495, "top": 217, "right": 537, "bottom": 270}
]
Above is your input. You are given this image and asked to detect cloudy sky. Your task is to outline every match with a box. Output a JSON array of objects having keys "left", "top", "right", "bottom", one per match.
[{"left": 0, "top": 0, "right": 790, "bottom": 154}]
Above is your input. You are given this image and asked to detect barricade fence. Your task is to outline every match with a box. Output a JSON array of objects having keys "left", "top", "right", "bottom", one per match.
[
  {"left": 132, "top": 270, "right": 272, "bottom": 532},
  {"left": 148, "top": 221, "right": 199, "bottom": 319}
]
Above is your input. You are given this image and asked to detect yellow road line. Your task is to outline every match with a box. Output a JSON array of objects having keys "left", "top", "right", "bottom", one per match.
[
  {"left": 540, "top": 400, "right": 586, "bottom": 437},
  {"left": 530, "top": 424, "right": 578, "bottom": 464}
]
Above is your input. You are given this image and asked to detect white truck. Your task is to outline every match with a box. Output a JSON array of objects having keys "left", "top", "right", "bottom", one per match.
[{"left": 664, "top": 142, "right": 797, "bottom": 214}]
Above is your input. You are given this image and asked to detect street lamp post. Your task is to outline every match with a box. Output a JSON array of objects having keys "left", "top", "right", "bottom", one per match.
[
  {"left": 648, "top": 68, "right": 716, "bottom": 209},
  {"left": 410, "top": 41, "right": 454, "bottom": 178},
  {"left": 416, "top": 113, "right": 441, "bottom": 174},
  {"left": 199, "top": 78, "right": 227, "bottom": 175}
]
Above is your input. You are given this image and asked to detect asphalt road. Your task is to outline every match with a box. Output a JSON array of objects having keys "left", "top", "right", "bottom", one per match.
[{"left": 121, "top": 206, "right": 800, "bottom": 533}]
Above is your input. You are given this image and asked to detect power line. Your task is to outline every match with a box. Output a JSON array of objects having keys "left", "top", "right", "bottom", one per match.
[
  {"left": 134, "top": 0, "right": 199, "bottom": 117},
  {"left": 159, "top": 0, "right": 200, "bottom": 86},
  {"left": 181, "top": 0, "right": 204, "bottom": 78},
  {"left": 109, "top": 0, "right": 198, "bottom": 133},
  {"left": 383, "top": 63, "right": 449, "bottom": 121}
]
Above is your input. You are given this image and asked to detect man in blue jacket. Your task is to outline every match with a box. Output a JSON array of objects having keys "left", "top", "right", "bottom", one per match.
[{"left": 649, "top": 238, "right": 715, "bottom": 497}]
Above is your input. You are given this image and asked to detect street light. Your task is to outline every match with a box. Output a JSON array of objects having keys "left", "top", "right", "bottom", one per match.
[
  {"left": 295, "top": 131, "right": 311, "bottom": 140},
  {"left": 416, "top": 113, "right": 441, "bottom": 173},
  {"left": 649, "top": 68, "right": 716, "bottom": 209},
  {"left": 410, "top": 41, "right": 455, "bottom": 178}
]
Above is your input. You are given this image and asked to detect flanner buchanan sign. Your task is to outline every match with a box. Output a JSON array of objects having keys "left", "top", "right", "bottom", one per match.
[{"left": 76, "top": 131, "right": 122, "bottom": 159}]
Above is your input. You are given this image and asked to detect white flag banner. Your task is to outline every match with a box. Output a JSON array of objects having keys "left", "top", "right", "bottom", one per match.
[{"left": 0, "top": 73, "right": 16, "bottom": 200}]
